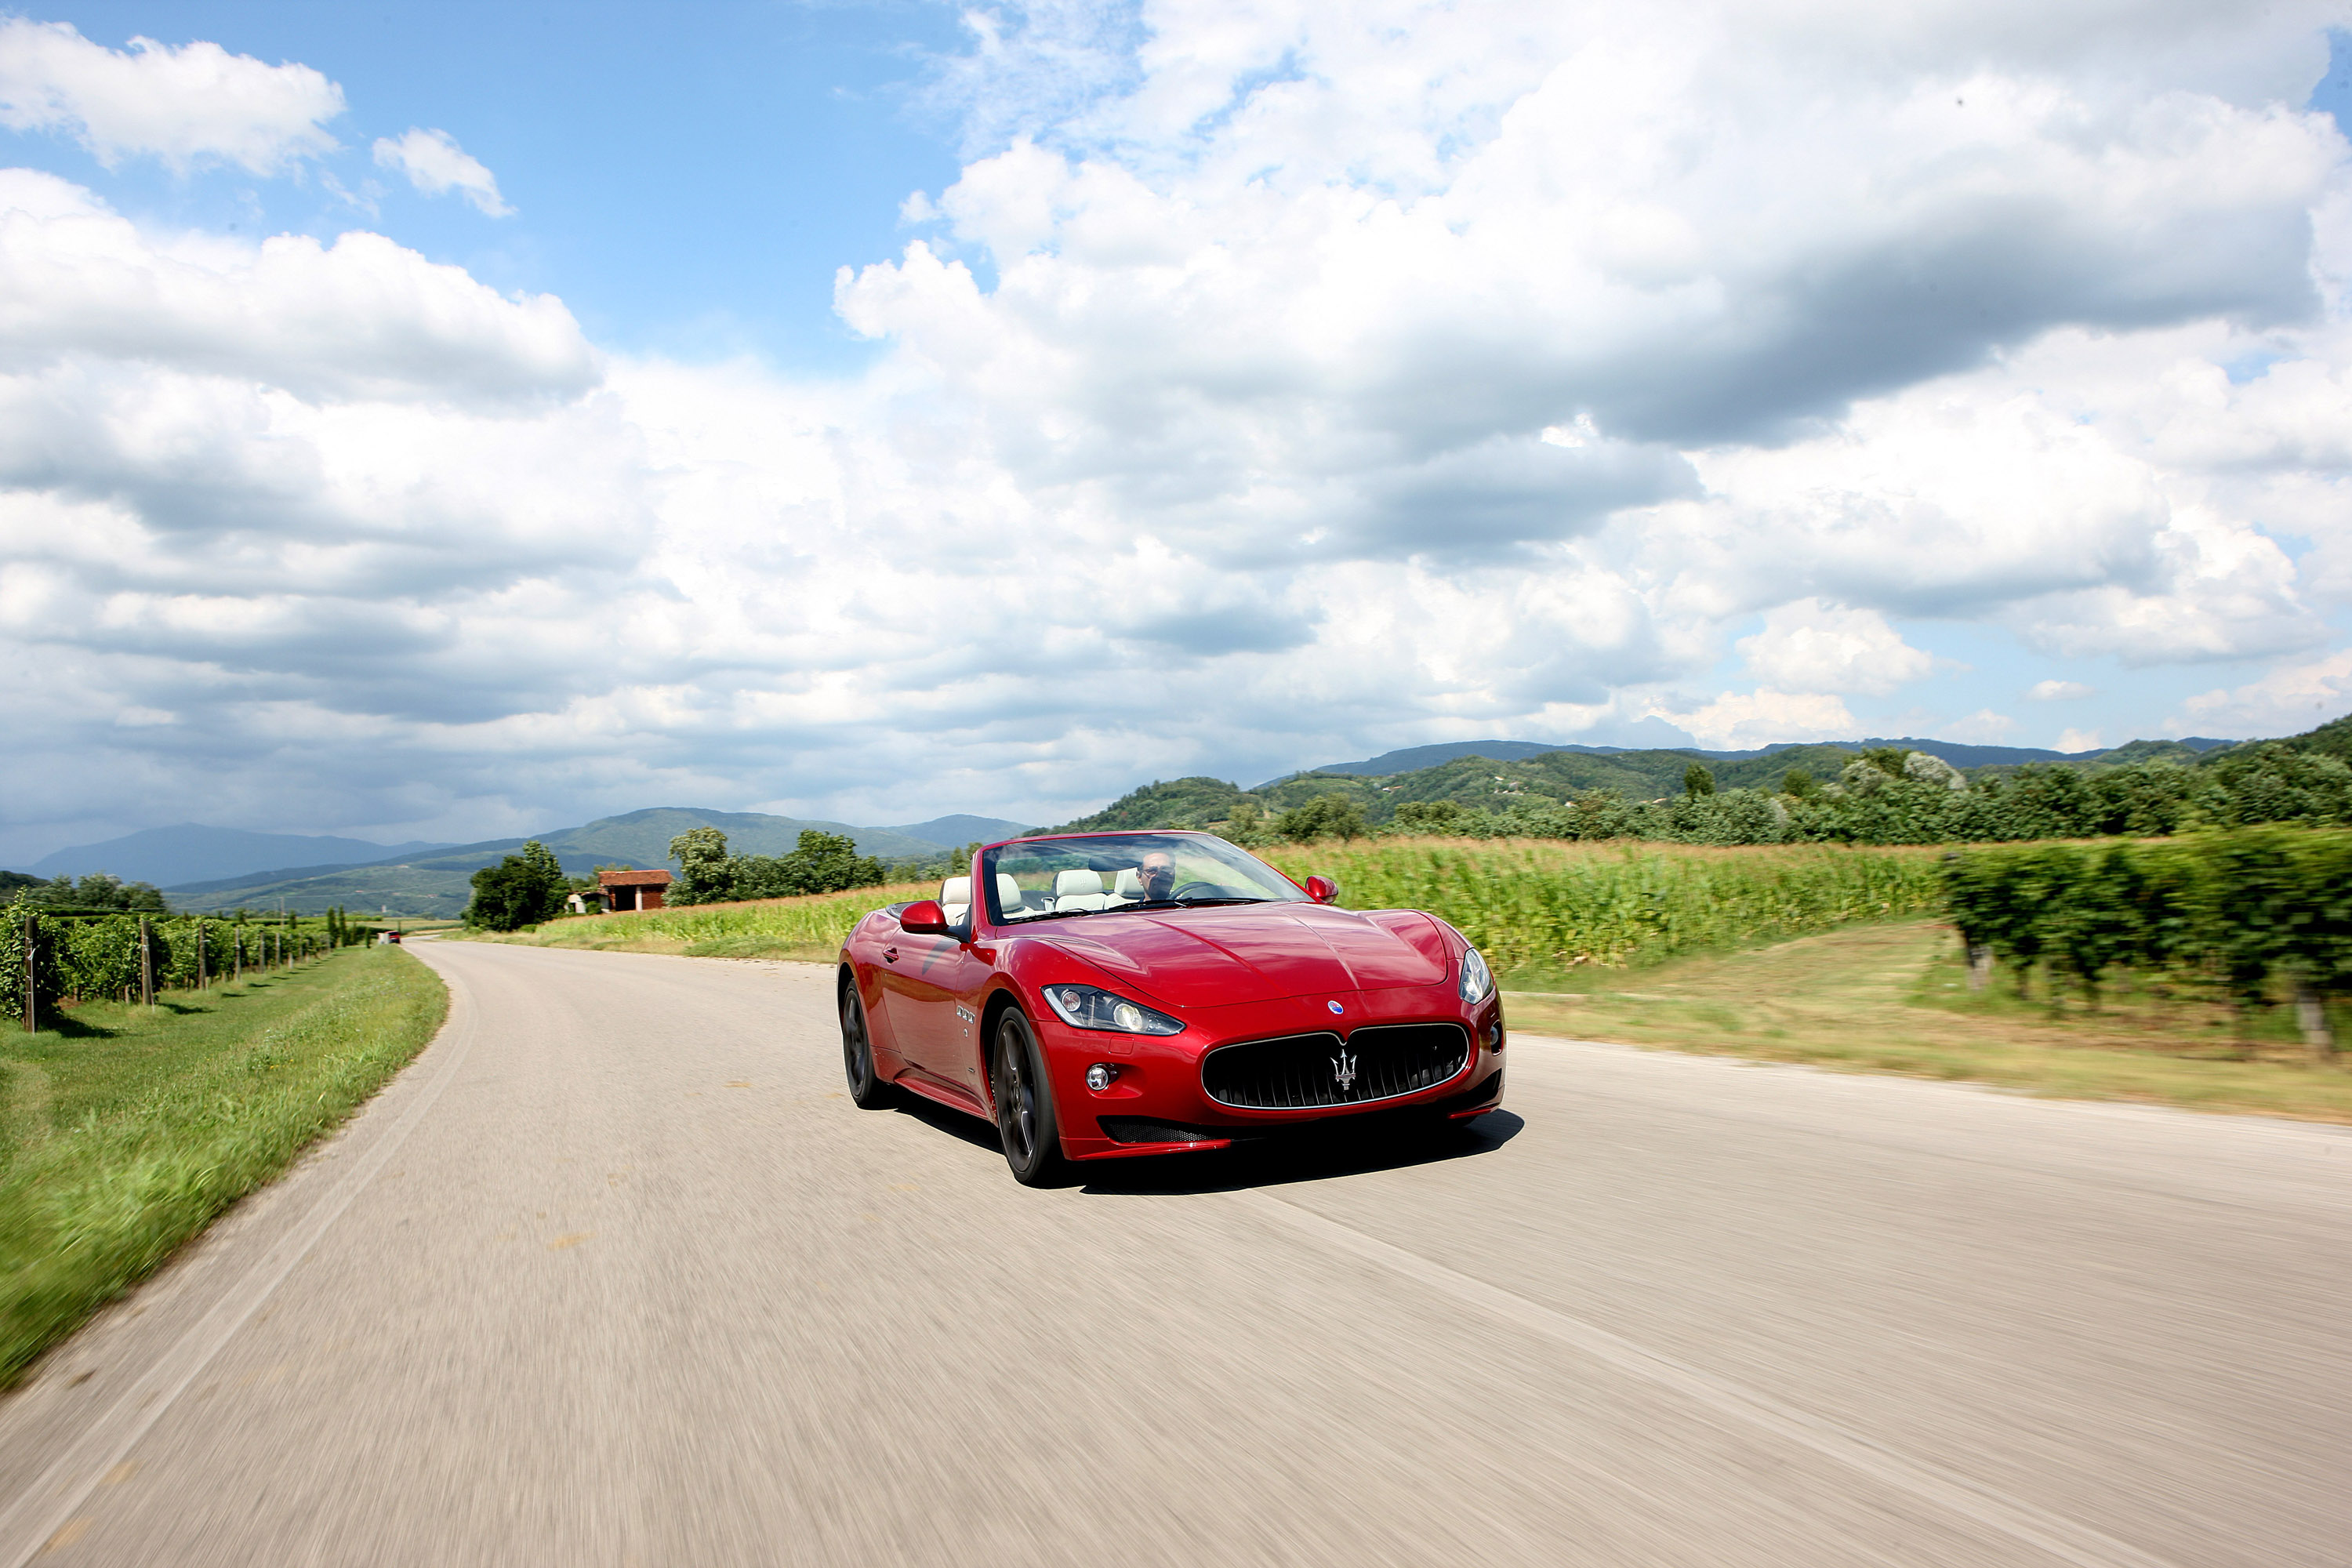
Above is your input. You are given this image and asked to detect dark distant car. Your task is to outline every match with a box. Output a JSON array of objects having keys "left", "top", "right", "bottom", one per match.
[{"left": 837, "top": 830, "right": 1505, "bottom": 1184}]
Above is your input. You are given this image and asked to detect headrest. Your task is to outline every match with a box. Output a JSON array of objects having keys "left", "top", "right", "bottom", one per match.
[
  {"left": 1114, "top": 867, "right": 1145, "bottom": 898},
  {"left": 1054, "top": 868, "right": 1105, "bottom": 898},
  {"left": 996, "top": 873, "right": 1024, "bottom": 909},
  {"left": 940, "top": 875, "right": 971, "bottom": 906}
]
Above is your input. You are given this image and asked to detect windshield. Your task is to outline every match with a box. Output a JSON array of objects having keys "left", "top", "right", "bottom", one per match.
[{"left": 980, "top": 833, "right": 1307, "bottom": 924}]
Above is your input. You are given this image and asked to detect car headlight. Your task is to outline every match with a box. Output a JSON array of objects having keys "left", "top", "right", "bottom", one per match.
[
  {"left": 1043, "top": 984, "right": 1186, "bottom": 1035},
  {"left": 1457, "top": 946, "right": 1495, "bottom": 1006}
]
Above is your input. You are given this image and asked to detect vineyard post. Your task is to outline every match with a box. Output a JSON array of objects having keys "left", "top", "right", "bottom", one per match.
[
  {"left": 20, "top": 915, "right": 33, "bottom": 1033},
  {"left": 234, "top": 928, "right": 241, "bottom": 983},
  {"left": 2292, "top": 977, "right": 2337, "bottom": 1063},
  {"left": 196, "top": 919, "right": 207, "bottom": 990},
  {"left": 139, "top": 914, "right": 153, "bottom": 1008}
]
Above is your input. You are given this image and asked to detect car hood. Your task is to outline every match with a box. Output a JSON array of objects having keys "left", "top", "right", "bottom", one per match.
[{"left": 1034, "top": 904, "right": 1448, "bottom": 1007}]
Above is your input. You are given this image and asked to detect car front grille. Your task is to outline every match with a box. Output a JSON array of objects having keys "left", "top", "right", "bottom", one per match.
[
  {"left": 1201, "top": 1022, "right": 1471, "bottom": 1109},
  {"left": 1098, "top": 1116, "right": 1227, "bottom": 1145}
]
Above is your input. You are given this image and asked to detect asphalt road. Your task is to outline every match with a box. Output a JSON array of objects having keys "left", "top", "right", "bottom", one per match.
[{"left": 1, "top": 939, "right": 2346, "bottom": 1566}]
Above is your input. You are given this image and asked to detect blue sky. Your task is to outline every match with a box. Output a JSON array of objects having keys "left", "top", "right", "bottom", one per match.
[
  {"left": 20, "top": 1, "right": 967, "bottom": 366},
  {"left": 1, "top": 2, "right": 2349, "bottom": 857}
]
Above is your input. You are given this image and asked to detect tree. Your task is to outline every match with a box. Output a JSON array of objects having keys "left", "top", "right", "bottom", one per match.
[
  {"left": 1780, "top": 768, "right": 1817, "bottom": 798},
  {"left": 20, "top": 873, "right": 167, "bottom": 913},
  {"left": 668, "top": 827, "right": 735, "bottom": 906},
  {"left": 1903, "top": 752, "right": 1967, "bottom": 793},
  {"left": 777, "top": 829, "right": 886, "bottom": 895},
  {"left": 1276, "top": 795, "right": 1369, "bottom": 842},
  {"left": 675, "top": 829, "right": 887, "bottom": 906},
  {"left": 1682, "top": 764, "right": 1715, "bottom": 798},
  {"left": 464, "top": 839, "right": 568, "bottom": 931},
  {"left": 1394, "top": 799, "right": 1467, "bottom": 833}
]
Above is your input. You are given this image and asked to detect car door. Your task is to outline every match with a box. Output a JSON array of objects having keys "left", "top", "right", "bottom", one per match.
[{"left": 877, "top": 909, "right": 994, "bottom": 1108}]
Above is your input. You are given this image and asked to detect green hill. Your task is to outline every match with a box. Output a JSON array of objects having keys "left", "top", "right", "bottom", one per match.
[{"left": 1048, "top": 723, "right": 2314, "bottom": 837}]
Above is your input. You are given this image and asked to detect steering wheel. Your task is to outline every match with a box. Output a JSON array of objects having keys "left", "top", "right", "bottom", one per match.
[{"left": 1170, "top": 880, "right": 1225, "bottom": 900}]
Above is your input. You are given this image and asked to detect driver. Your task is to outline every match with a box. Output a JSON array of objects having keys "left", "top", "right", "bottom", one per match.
[{"left": 1136, "top": 850, "right": 1178, "bottom": 901}]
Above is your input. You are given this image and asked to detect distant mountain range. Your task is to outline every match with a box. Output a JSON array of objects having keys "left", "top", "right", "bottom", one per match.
[
  {"left": 10, "top": 809, "right": 1033, "bottom": 919},
  {"left": 1268, "top": 734, "right": 2238, "bottom": 786},
  {"left": 21, "top": 825, "right": 459, "bottom": 887}
]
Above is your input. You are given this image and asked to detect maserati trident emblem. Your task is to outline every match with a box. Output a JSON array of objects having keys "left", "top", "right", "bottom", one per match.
[{"left": 1332, "top": 1046, "right": 1358, "bottom": 1092}]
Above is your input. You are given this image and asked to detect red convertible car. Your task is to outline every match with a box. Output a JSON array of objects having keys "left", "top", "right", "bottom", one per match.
[{"left": 837, "top": 829, "right": 1505, "bottom": 1183}]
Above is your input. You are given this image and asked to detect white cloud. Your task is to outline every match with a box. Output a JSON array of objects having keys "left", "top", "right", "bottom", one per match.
[
  {"left": 2177, "top": 652, "right": 2352, "bottom": 735},
  {"left": 6, "top": 2, "right": 2352, "bottom": 853},
  {"left": 1940, "top": 709, "right": 2017, "bottom": 744},
  {"left": 1737, "top": 600, "right": 1933, "bottom": 696},
  {"left": 2056, "top": 727, "right": 2104, "bottom": 751},
  {"left": 0, "top": 172, "right": 593, "bottom": 406},
  {"left": 0, "top": 19, "right": 342, "bottom": 173},
  {"left": 1671, "top": 691, "right": 1859, "bottom": 750},
  {"left": 372, "top": 128, "right": 514, "bottom": 218},
  {"left": 2027, "top": 680, "right": 2095, "bottom": 700}
]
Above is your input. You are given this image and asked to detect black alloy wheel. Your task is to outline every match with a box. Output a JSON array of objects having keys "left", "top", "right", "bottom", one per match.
[
  {"left": 841, "top": 979, "right": 892, "bottom": 1109},
  {"left": 991, "top": 1008, "right": 1066, "bottom": 1186}
]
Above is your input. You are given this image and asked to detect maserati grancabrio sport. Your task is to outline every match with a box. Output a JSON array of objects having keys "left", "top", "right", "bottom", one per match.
[{"left": 837, "top": 830, "right": 1506, "bottom": 1184}]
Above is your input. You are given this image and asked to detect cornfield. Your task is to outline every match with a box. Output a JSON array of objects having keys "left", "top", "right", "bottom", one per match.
[
  {"left": 526, "top": 840, "right": 1944, "bottom": 976},
  {"left": 1262, "top": 839, "right": 1945, "bottom": 972}
]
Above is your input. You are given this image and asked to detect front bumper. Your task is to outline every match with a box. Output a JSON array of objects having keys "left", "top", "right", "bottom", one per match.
[{"left": 1047, "top": 987, "right": 1508, "bottom": 1163}]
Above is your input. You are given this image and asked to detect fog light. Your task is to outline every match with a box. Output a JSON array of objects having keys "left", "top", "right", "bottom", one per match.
[
  {"left": 1086, "top": 1063, "right": 1116, "bottom": 1091},
  {"left": 1484, "top": 1020, "right": 1503, "bottom": 1048}
]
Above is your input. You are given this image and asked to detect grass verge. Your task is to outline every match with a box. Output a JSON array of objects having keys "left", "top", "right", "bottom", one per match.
[
  {"left": 0, "top": 946, "right": 448, "bottom": 1385},
  {"left": 1503, "top": 918, "right": 2352, "bottom": 1123}
]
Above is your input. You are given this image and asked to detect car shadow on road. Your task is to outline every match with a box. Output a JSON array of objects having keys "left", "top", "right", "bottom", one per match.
[
  {"left": 877, "top": 1087, "right": 1523, "bottom": 1195},
  {"left": 1073, "top": 1111, "right": 1523, "bottom": 1197},
  {"left": 884, "top": 1091, "right": 1004, "bottom": 1153}
]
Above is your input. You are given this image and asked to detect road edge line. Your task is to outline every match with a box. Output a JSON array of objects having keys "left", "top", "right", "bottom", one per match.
[{"left": 0, "top": 974, "right": 483, "bottom": 1567}]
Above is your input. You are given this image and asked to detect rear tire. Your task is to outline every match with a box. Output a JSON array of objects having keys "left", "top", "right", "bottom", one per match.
[
  {"left": 992, "top": 1008, "right": 1068, "bottom": 1186},
  {"left": 841, "top": 979, "right": 893, "bottom": 1109}
]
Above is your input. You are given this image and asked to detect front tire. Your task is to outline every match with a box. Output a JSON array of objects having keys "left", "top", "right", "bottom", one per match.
[
  {"left": 841, "top": 979, "right": 893, "bottom": 1109},
  {"left": 991, "top": 1008, "right": 1067, "bottom": 1186}
]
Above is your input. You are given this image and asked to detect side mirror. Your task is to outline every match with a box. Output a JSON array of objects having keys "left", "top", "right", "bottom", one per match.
[
  {"left": 899, "top": 899, "right": 951, "bottom": 935},
  {"left": 1303, "top": 875, "right": 1340, "bottom": 905}
]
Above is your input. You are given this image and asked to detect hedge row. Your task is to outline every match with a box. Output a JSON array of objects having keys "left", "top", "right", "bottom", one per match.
[
  {"left": 1940, "top": 828, "right": 2352, "bottom": 1057},
  {"left": 1303, "top": 740, "right": 2352, "bottom": 849}
]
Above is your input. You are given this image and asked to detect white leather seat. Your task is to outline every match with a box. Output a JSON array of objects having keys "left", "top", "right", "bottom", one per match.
[
  {"left": 939, "top": 875, "right": 971, "bottom": 925},
  {"left": 1112, "top": 867, "right": 1145, "bottom": 902},
  {"left": 995, "top": 873, "right": 1030, "bottom": 916},
  {"left": 1054, "top": 868, "right": 1108, "bottom": 911}
]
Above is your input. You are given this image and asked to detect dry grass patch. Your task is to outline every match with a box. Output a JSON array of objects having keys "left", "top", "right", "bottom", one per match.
[{"left": 1504, "top": 918, "right": 2352, "bottom": 1124}]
